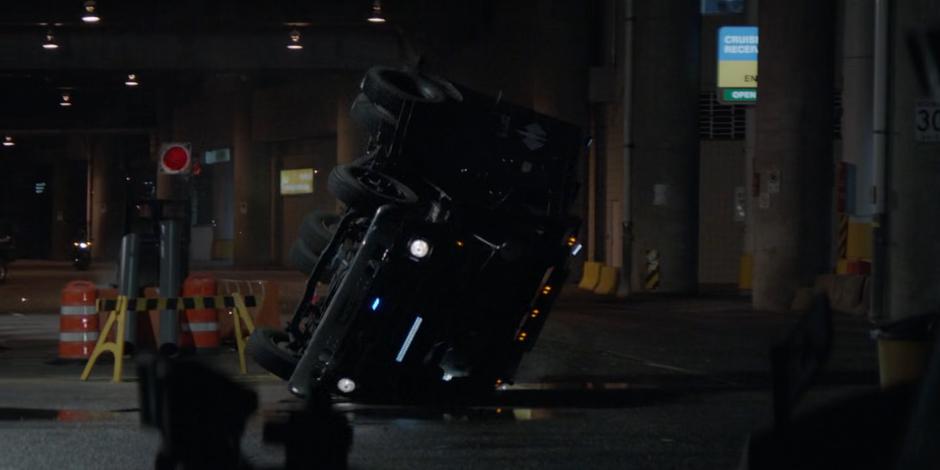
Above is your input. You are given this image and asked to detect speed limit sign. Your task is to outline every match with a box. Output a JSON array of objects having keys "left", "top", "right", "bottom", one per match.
[{"left": 915, "top": 99, "right": 940, "bottom": 143}]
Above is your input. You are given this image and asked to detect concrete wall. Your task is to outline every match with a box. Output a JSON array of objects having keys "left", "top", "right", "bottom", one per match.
[{"left": 698, "top": 141, "right": 746, "bottom": 285}]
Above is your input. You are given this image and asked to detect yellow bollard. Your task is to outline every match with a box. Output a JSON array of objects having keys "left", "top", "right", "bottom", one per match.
[
  {"left": 835, "top": 258, "right": 849, "bottom": 274},
  {"left": 578, "top": 261, "right": 602, "bottom": 290},
  {"left": 593, "top": 265, "right": 619, "bottom": 295},
  {"left": 738, "top": 254, "right": 753, "bottom": 290},
  {"left": 877, "top": 339, "right": 932, "bottom": 388}
]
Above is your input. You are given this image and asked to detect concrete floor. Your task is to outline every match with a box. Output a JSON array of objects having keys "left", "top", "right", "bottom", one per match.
[{"left": 0, "top": 261, "right": 880, "bottom": 469}]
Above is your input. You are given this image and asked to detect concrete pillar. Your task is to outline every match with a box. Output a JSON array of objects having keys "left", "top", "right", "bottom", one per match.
[
  {"left": 752, "top": 0, "right": 835, "bottom": 311},
  {"left": 89, "top": 137, "right": 124, "bottom": 261},
  {"left": 232, "top": 85, "right": 272, "bottom": 266},
  {"left": 842, "top": 0, "right": 875, "bottom": 219},
  {"left": 882, "top": 0, "right": 940, "bottom": 319},
  {"left": 49, "top": 152, "right": 72, "bottom": 260},
  {"left": 629, "top": 0, "right": 700, "bottom": 293}
]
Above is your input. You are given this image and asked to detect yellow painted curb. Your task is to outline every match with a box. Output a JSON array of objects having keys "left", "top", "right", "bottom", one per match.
[{"left": 578, "top": 261, "right": 602, "bottom": 290}]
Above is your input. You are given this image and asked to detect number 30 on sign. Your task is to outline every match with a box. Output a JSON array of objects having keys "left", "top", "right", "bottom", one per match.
[{"left": 915, "top": 99, "right": 940, "bottom": 143}]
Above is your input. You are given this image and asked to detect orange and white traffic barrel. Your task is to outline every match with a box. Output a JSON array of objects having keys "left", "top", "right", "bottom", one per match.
[
  {"left": 181, "top": 274, "right": 219, "bottom": 351},
  {"left": 58, "top": 280, "right": 99, "bottom": 359}
]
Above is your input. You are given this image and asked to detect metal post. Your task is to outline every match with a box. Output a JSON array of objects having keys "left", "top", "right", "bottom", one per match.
[
  {"left": 870, "top": 0, "right": 890, "bottom": 321},
  {"left": 159, "top": 219, "right": 182, "bottom": 355},
  {"left": 118, "top": 233, "right": 141, "bottom": 352},
  {"left": 616, "top": 0, "right": 635, "bottom": 298}
]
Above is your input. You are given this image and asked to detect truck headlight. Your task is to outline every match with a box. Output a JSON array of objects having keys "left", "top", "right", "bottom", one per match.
[
  {"left": 408, "top": 238, "right": 431, "bottom": 259},
  {"left": 337, "top": 378, "right": 356, "bottom": 394}
]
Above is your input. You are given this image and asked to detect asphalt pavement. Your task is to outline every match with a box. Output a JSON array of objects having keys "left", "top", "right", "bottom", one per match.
[{"left": 0, "top": 261, "right": 880, "bottom": 469}]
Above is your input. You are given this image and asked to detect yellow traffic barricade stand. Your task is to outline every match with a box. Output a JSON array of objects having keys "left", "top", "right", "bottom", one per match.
[{"left": 81, "top": 293, "right": 257, "bottom": 382}]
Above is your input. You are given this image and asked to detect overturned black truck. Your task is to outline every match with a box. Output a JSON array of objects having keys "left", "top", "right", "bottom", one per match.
[{"left": 248, "top": 66, "right": 585, "bottom": 401}]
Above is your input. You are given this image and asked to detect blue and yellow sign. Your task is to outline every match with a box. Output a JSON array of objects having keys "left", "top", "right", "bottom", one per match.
[{"left": 718, "top": 26, "right": 758, "bottom": 102}]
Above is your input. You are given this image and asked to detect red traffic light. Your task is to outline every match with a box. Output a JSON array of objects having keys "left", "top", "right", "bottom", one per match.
[{"left": 159, "top": 143, "right": 191, "bottom": 174}]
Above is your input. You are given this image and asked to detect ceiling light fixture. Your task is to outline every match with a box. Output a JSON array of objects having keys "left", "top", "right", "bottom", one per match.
[
  {"left": 125, "top": 73, "right": 139, "bottom": 86},
  {"left": 2, "top": 136, "right": 14, "bottom": 147},
  {"left": 368, "top": 0, "right": 387, "bottom": 23},
  {"left": 42, "top": 31, "right": 59, "bottom": 50},
  {"left": 82, "top": 0, "right": 100, "bottom": 23},
  {"left": 286, "top": 30, "right": 303, "bottom": 50},
  {"left": 60, "top": 93, "right": 72, "bottom": 107}
]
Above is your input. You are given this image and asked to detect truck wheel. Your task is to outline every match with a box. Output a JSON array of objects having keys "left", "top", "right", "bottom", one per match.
[
  {"left": 350, "top": 93, "right": 397, "bottom": 133},
  {"left": 420, "top": 73, "right": 463, "bottom": 102},
  {"left": 299, "top": 210, "right": 339, "bottom": 255},
  {"left": 328, "top": 165, "right": 418, "bottom": 211},
  {"left": 246, "top": 328, "right": 299, "bottom": 381},
  {"left": 288, "top": 239, "right": 318, "bottom": 274},
  {"left": 289, "top": 239, "right": 337, "bottom": 279},
  {"left": 360, "top": 66, "right": 445, "bottom": 113}
]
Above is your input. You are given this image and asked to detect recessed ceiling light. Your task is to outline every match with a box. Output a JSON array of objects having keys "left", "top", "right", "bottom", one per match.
[
  {"left": 82, "top": 0, "right": 100, "bottom": 23},
  {"left": 42, "top": 31, "right": 59, "bottom": 50},
  {"left": 125, "top": 73, "right": 139, "bottom": 86},
  {"left": 286, "top": 30, "right": 303, "bottom": 50},
  {"left": 368, "top": 0, "right": 386, "bottom": 23}
]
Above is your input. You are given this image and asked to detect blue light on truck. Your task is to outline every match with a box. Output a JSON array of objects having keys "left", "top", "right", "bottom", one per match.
[{"left": 371, "top": 297, "right": 381, "bottom": 311}]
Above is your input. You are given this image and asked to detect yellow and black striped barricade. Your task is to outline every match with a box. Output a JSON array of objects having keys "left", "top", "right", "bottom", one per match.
[{"left": 80, "top": 293, "right": 257, "bottom": 382}]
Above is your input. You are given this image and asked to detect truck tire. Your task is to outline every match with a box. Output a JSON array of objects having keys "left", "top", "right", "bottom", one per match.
[
  {"left": 360, "top": 66, "right": 445, "bottom": 113},
  {"left": 420, "top": 73, "right": 463, "bottom": 102},
  {"left": 246, "top": 328, "right": 299, "bottom": 381},
  {"left": 350, "top": 93, "right": 397, "bottom": 133},
  {"left": 288, "top": 239, "right": 318, "bottom": 274},
  {"left": 327, "top": 165, "right": 418, "bottom": 211},
  {"left": 289, "top": 239, "right": 337, "bottom": 280},
  {"left": 299, "top": 211, "right": 339, "bottom": 255}
]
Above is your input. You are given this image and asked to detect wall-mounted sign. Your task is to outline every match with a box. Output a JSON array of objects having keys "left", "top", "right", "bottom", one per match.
[
  {"left": 915, "top": 99, "right": 940, "bottom": 143},
  {"left": 204, "top": 148, "right": 231, "bottom": 164},
  {"left": 158, "top": 142, "right": 192, "bottom": 175},
  {"left": 718, "top": 26, "right": 758, "bottom": 104},
  {"left": 280, "top": 168, "right": 314, "bottom": 195},
  {"left": 722, "top": 88, "right": 758, "bottom": 102}
]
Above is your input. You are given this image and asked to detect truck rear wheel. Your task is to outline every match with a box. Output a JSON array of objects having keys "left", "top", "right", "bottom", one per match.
[
  {"left": 327, "top": 165, "right": 418, "bottom": 211},
  {"left": 246, "top": 328, "right": 299, "bottom": 380}
]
